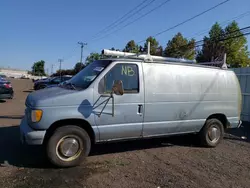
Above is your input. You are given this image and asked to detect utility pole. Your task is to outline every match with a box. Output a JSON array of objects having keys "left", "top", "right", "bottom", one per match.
[
  {"left": 51, "top": 64, "right": 54, "bottom": 76},
  {"left": 58, "top": 59, "right": 63, "bottom": 80},
  {"left": 78, "top": 42, "right": 87, "bottom": 64}
]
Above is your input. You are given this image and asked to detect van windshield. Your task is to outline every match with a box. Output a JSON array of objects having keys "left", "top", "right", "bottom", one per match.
[{"left": 65, "top": 60, "right": 112, "bottom": 90}]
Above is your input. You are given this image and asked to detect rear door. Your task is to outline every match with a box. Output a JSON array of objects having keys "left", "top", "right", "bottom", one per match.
[{"left": 93, "top": 61, "right": 144, "bottom": 141}]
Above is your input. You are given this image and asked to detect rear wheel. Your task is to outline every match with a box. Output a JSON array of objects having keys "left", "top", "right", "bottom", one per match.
[
  {"left": 199, "top": 118, "right": 224, "bottom": 147},
  {"left": 46, "top": 126, "right": 91, "bottom": 167}
]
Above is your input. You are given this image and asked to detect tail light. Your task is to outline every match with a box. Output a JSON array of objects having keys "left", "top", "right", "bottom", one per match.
[{"left": 4, "top": 83, "right": 12, "bottom": 88}]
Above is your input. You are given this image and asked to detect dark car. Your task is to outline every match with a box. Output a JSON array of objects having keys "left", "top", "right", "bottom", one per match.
[
  {"left": 0, "top": 80, "right": 14, "bottom": 99},
  {"left": 34, "top": 76, "right": 72, "bottom": 90}
]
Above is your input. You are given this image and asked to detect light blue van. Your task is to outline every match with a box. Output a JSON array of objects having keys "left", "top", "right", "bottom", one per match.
[{"left": 20, "top": 50, "right": 242, "bottom": 167}]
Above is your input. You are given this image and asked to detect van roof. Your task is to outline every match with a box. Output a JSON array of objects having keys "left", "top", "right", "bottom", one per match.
[{"left": 101, "top": 58, "right": 232, "bottom": 71}]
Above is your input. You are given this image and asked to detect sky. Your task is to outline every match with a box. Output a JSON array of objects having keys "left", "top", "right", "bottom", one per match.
[{"left": 0, "top": 0, "right": 250, "bottom": 73}]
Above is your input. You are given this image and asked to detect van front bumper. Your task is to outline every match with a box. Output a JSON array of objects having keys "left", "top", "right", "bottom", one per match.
[{"left": 19, "top": 116, "right": 46, "bottom": 145}]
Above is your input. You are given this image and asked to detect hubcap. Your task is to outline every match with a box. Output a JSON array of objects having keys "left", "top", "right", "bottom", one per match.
[
  {"left": 60, "top": 138, "right": 79, "bottom": 157},
  {"left": 208, "top": 126, "right": 220, "bottom": 143},
  {"left": 56, "top": 136, "right": 82, "bottom": 161}
]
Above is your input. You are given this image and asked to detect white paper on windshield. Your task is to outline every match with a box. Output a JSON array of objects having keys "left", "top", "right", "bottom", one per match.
[{"left": 94, "top": 67, "right": 104, "bottom": 72}]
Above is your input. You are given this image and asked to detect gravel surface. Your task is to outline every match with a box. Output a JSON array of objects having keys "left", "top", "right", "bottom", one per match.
[{"left": 0, "top": 78, "right": 250, "bottom": 188}]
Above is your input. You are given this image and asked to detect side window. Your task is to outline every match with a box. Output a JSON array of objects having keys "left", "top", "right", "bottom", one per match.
[{"left": 99, "top": 63, "right": 139, "bottom": 94}]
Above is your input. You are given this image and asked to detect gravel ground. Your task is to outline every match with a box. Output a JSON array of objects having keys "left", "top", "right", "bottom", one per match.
[{"left": 0, "top": 78, "right": 250, "bottom": 188}]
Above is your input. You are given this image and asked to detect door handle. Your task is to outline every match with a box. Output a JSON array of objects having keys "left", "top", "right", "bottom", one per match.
[{"left": 137, "top": 104, "right": 143, "bottom": 115}]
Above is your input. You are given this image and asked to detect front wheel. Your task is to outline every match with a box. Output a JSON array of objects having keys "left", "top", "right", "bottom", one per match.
[
  {"left": 46, "top": 126, "right": 91, "bottom": 167},
  {"left": 199, "top": 118, "right": 224, "bottom": 147}
]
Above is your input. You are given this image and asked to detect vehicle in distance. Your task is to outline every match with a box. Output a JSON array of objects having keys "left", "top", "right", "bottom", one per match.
[
  {"left": 0, "top": 74, "right": 7, "bottom": 79},
  {"left": 0, "top": 79, "right": 13, "bottom": 99},
  {"left": 20, "top": 49, "right": 242, "bottom": 168},
  {"left": 33, "top": 76, "right": 72, "bottom": 90}
]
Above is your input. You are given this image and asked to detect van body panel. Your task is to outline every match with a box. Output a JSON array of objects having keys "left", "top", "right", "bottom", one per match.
[
  {"left": 142, "top": 62, "right": 239, "bottom": 136},
  {"left": 92, "top": 61, "right": 144, "bottom": 141}
]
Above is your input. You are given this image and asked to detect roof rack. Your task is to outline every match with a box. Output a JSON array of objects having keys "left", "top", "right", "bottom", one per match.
[
  {"left": 198, "top": 54, "right": 228, "bottom": 69},
  {"left": 101, "top": 42, "right": 228, "bottom": 69},
  {"left": 101, "top": 42, "right": 196, "bottom": 64}
]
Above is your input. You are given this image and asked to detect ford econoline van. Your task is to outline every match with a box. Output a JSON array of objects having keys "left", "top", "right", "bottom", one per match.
[{"left": 20, "top": 49, "right": 242, "bottom": 167}]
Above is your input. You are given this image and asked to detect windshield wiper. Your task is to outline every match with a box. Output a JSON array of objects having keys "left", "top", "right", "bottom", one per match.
[{"left": 65, "top": 82, "right": 77, "bottom": 90}]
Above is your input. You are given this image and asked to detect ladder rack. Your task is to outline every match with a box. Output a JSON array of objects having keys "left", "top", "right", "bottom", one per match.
[
  {"left": 102, "top": 49, "right": 196, "bottom": 64},
  {"left": 101, "top": 42, "right": 228, "bottom": 69},
  {"left": 101, "top": 42, "right": 196, "bottom": 64}
]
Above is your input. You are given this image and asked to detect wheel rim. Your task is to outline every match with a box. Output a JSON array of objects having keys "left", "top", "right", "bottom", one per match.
[
  {"left": 56, "top": 135, "right": 83, "bottom": 162},
  {"left": 208, "top": 125, "right": 220, "bottom": 143}
]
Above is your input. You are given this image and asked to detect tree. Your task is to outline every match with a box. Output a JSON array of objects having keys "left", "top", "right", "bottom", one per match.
[
  {"left": 164, "top": 32, "right": 195, "bottom": 59},
  {"left": 144, "top": 36, "right": 159, "bottom": 55},
  {"left": 85, "top": 53, "right": 101, "bottom": 65},
  {"left": 74, "top": 62, "right": 85, "bottom": 73},
  {"left": 51, "top": 69, "right": 75, "bottom": 77},
  {"left": 123, "top": 40, "right": 139, "bottom": 53},
  {"left": 196, "top": 22, "right": 225, "bottom": 62},
  {"left": 223, "top": 21, "right": 250, "bottom": 67},
  {"left": 31, "top": 60, "right": 46, "bottom": 76},
  {"left": 196, "top": 21, "right": 250, "bottom": 67}
]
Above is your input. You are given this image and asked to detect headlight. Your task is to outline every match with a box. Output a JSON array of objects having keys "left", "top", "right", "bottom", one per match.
[{"left": 31, "top": 109, "right": 43, "bottom": 122}]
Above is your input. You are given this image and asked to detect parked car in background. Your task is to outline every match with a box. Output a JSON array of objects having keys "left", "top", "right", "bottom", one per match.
[
  {"left": 34, "top": 75, "right": 72, "bottom": 90},
  {"left": 45, "top": 80, "right": 68, "bottom": 89},
  {"left": 0, "top": 74, "right": 7, "bottom": 80},
  {"left": 0, "top": 77, "right": 7, "bottom": 82},
  {"left": 0, "top": 79, "right": 13, "bottom": 99}
]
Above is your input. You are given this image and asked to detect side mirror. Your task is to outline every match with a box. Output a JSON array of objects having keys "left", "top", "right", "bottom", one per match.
[{"left": 112, "top": 80, "right": 124, "bottom": 95}]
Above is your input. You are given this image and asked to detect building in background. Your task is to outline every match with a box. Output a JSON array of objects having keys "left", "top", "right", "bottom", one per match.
[{"left": 0, "top": 67, "right": 28, "bottom": 78}]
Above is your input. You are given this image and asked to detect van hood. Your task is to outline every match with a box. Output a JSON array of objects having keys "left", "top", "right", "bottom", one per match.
[{"left": 26, "top": 87, "right": 84, "bottom": 107}]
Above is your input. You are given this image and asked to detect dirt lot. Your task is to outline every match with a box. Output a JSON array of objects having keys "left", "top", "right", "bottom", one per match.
[{"left": 0, "top": 78, "right": 250, "bottom": 188}]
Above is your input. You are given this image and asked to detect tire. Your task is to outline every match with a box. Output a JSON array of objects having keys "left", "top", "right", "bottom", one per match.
[
  {"left": 199, "top": 118, "right": 224, "bottom": 147},
  {"left": 46, "top": 126, "right": 91, "bottom": 167},
  {"left": 9, "top": 94, "right": 14, "bottom": 99}
]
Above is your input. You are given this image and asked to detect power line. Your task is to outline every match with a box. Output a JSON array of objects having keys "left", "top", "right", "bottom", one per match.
[
  {"left": 165, "top": 26, "right": 250, "bottom": 56},
  {"left": 91, "top": 0, "right": 152, "bottom": 39},
  {"left": 91, "top": 0, "right": 172, "bottom": 43},
  {"left": 195, "top": 26, "right": 250, "bottom": 47},
  {"left": 137, "top": 0, "right": 231, "bottom": 44},
  {"left": 187, "top": 10, "right": 250, "bottom": 40}
]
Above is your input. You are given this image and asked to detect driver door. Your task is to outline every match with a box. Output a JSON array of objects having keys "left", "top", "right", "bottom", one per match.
[{"left": 93, "top": 61, "right": 144, "bottom": 141}]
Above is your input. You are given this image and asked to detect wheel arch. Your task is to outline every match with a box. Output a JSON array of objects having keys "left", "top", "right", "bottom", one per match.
[
  {"left": 206, "top": 113, "right": 229, "bottom": 130},
  {"left": 43, "top": 118, "right": 96, "bottom": 145}
]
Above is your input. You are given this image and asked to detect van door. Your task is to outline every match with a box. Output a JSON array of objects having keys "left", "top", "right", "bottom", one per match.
[{"left": 93, "top": 61, "right": 144, "bottom": 141}]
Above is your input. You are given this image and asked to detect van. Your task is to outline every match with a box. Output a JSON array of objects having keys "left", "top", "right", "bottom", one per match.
[{"left": 19, "top": 48, "right": 242, "bottom": 167}]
